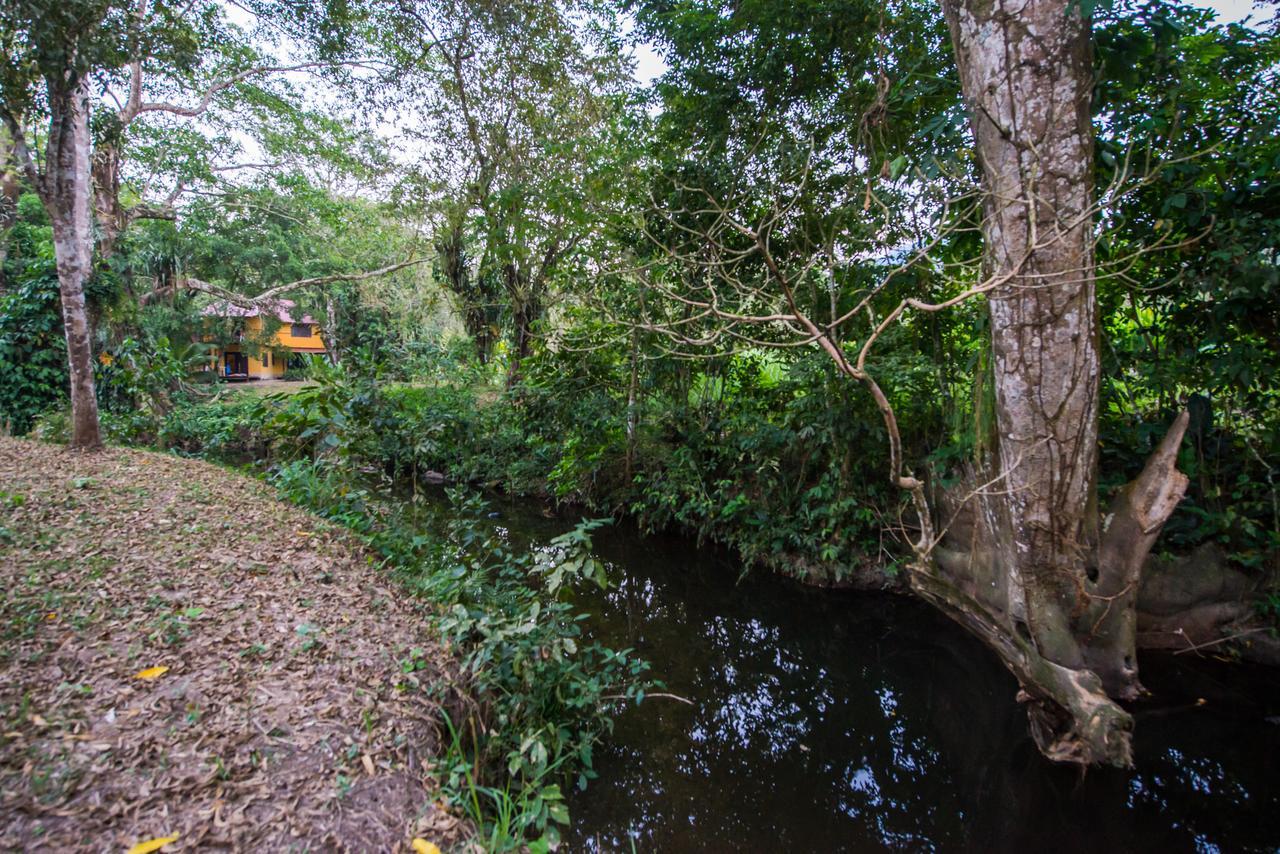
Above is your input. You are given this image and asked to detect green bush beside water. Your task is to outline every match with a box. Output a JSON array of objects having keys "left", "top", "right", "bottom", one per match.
[{"left": 267, "top": 457, "right": 648, "bottom": 850}]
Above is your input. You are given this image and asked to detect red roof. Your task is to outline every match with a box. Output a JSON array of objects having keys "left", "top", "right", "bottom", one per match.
[{"left": 201, "top": 298, "right": 318, "bottom": 326}]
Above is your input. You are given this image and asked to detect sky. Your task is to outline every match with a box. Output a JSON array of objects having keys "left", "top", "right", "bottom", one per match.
[
  {"left": 625, "top": 0, "right": 1276, "bottom": 85},
  {"left": 1197, "top": 0, "right": 1275, "bottom": 22}
]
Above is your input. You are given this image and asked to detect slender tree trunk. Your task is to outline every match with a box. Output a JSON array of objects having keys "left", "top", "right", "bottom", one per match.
[
  {"left": 625, "top": 325, "right": 640, "bottom": 479},
  {"left": 325, "top": 296, "right": 341, "bottom": 365},
  {"left": 91, "top": 140, "right": 125, "bottom": 258},
  {"left": 0, "top": 131, "right": 18, "bottom": 294},
  {"left": 929, "top": 0, "right": 1189, "bottom": 766},
  {"left": 45, "top": 77, "right": 103, "bottom": 450}
]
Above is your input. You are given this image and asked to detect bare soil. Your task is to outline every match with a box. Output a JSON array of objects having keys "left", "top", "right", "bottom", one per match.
[{"left": 0, "top": 438, "right": 467, "bottom": 852}]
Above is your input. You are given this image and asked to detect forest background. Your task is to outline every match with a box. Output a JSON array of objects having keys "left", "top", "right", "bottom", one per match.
[{"left": 1, "top": 0, "right": 1278, "bottom": 784}]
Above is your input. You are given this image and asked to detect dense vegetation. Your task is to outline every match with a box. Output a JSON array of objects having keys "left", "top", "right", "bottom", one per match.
[{"left": 2, "top": 0, "right": 1278, "bottom": 836}]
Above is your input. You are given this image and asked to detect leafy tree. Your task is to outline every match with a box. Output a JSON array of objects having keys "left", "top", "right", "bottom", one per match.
[
  {"left": 354, "top": 0, "right": 637, "bottom": 381},
  {"left": 0, "top": 0, "right": 358, "bottom": 448},
  {"left": 626, "top": 0, "right": 1280, "bottom": 766}
]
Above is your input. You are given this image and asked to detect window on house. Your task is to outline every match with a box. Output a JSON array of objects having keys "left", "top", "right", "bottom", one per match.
[
  {"left": 291, "top": 323, "right": 312, "bottom": 338},
  {"left": 263, "top": 351, "right": 270, "bottom": 368}
]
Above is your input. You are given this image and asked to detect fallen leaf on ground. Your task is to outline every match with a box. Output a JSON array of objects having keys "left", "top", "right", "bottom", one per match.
[
  {"left": 0, "top": 439, "right": 467, "bottom": 851},
  {"left": 134, "top": 666, "right": 170, "bottom": 680},
  {"left": 411, "top": 839, "right": 442, "bottom": 854},
  {"left": 126, "top": 833, "right": 179, "bottom": 853}
]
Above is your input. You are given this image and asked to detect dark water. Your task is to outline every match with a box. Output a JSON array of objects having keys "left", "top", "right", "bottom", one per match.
[{"left": 437, "top": 497, "right": 1280, "bottom": 853}]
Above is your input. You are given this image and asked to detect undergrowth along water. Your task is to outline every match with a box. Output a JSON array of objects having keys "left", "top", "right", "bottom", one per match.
[{"left": 267, "top": 457, "right": 650, "bottom": 850}]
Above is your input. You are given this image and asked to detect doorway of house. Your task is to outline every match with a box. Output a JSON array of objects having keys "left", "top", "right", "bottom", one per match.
[{"left": 224, "top": 352, "right": 249, "bottom": 378}]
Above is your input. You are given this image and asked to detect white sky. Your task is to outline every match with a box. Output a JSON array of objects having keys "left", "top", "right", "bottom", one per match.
[{"left": 1197, "top": 0, "right": 1275, "bottom": 22}]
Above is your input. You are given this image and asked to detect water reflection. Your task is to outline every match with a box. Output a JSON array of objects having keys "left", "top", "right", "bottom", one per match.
[{"left": 413, "top": 496, "right": 1280, "bottom": 852}]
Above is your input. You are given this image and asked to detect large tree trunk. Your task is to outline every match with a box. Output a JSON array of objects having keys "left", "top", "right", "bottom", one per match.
[
  {"left": 45, "top": 77, "right": 103, "bottom": 451},
  {"left": 436, "top": 224, "right": 496, "bottom": 365},
  {"left": 504, "top": 264, "right": 540, "bottom": 387},
  {"left": 931, "top": 0, "right": 1189, "bottom": 766}
]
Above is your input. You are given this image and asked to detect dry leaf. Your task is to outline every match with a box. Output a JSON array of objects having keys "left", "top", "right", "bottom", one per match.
[
  {"left": 134, "top": 666, "right": 170, "bottom": 680},
  {"left": 126, "top": 833, "right": 179, "bottom": 854},
  {"left": 361, "top": 754, "right": 375, "bottom": 777},
  {"left": 411, "top": 840, "right": 441, "bottom": 854}
]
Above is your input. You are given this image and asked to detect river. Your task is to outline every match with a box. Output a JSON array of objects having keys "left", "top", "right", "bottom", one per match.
[{"left": 421, "top": 493, "right": 1280, "bottom": 852}]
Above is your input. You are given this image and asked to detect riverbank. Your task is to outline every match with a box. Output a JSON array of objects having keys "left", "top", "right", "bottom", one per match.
[
  {"left": 0, "top": 438, "right": 465, "bottom": 851},
  {"left": 131, "top": 382, "right": 1279, "bottom": 662}
]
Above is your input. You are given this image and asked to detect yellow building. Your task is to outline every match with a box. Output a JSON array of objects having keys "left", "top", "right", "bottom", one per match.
[{"left": 202, "top": 299, "right": 327, "bottom": 380}]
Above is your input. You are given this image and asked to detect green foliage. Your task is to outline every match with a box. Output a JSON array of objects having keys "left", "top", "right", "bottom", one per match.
[
  {"left": 211, "top": 351, "right": 907, "bottom": 583},
  {"left": 0, "top": 265, "right": 66, "bottom": 435},
  {"left": 266, "top": 459, "right": 647, "bottom": 850},
  {"left": 95, "top": 334, "right": 216, "bottom": 443},
  {"left": 1091, "top": 0, "right": 1280, "bottom": 568},
  {"left": 158, "top": 395, "right": 267, "bottom": 458}
]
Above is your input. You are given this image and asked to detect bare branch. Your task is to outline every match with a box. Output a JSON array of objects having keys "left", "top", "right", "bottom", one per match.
[
  {"left": 182, "top": 257, "right": 429, "bottom": 306},
  {"left": 129, "top": 61, "right": 366, "bottom": 123}
]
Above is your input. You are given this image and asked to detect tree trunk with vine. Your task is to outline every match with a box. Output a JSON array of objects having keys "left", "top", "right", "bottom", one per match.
[
  {"left": 0, "top": 130, "right": 18, "bottom": 294},
  {"left": 928, "top": 0, "right": 1191, "bottom": 767}
]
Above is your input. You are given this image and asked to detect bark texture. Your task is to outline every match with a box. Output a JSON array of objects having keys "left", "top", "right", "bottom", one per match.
[
  {"left": 45, "top": 76, "right": 103, "bottom": 451},
  {"left": 436, "top": 223, "right": 498, "bottom": 365},
  {"left": 325, "top": 296, "right": 341, "bottom": 365},
  {"left": 0, "top": 131, "right": 18, "bottom": 293},
  {"left": 944, "top": 0, "right": 1101, "bottom": 663},
  {"left": 505, "top": 262, "right": 541, "bottom": 386},
  {"left": 931, "top": 0, "right": 1191, "bottom": 766}
]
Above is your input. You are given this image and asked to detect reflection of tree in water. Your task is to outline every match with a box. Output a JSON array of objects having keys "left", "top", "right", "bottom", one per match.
[
  {"left": 417, "top": 497, "right": 1279, "bottom": 852},
  {"left": 563, "top": 524, "right": 1280, "bottom": 853},
  {"left": 571, "top": 548, "right": 979, "bottom": 850}
]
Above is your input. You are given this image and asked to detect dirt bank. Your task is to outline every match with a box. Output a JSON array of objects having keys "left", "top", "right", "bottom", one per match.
[{"left": 0, "top": 438, "right": 465, "bottom": 851}]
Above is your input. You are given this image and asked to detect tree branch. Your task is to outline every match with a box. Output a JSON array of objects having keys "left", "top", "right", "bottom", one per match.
[
  {"left": 129, "top": 61, "right": 360, "bottom": 123},
  {"left": 0, "top": 110, "right": 44, "bottom": 197},
  {"left": 182, "top": 257, "right": 429, "bottom": 306}
]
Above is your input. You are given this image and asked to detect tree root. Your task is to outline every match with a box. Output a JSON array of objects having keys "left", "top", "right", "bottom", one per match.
[
  {"left": 908, "top": 567, "right": 1136, "bottom": 767},
  {"left": 1021, "top": 663, "right": 1133, "bottom": 767}
]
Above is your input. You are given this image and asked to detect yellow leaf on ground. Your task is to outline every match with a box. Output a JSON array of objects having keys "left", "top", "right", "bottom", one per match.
[
  {"left": 133, "top": 666, "right": 169, "bottom": 680},
  {"left": 126, "top": 833, "right": 179, "bottom": 853},
  {"left": 411, "top": 839, "right": 441, "bottom": 854}
]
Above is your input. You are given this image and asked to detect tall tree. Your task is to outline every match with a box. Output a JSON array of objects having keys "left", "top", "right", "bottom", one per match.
[
  {"left": 928, "top": 0, "right": 1194, "bottom": 767},
  {"left": 0, "top": 128, "right": 18, "bottom": 292},
  {"left": 628, "top": 0, "right": 1231, "bottom": 766},
  {"left": 360, "top": 0, "right": 632, "bottom": 382},
  {"left": 0, "top": 0, "right": 345, "bottom": 448}
]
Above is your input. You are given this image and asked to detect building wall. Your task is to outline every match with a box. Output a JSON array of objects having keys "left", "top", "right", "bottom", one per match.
[
  {"left": 208, "top": 314, "right": 325, "bottom": 379},
  {"left": 212, "top": 345, "right": 288, "bottom": 378},
  {"left": 274, "top": 320, "right": 325, "bottom": 351}
]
